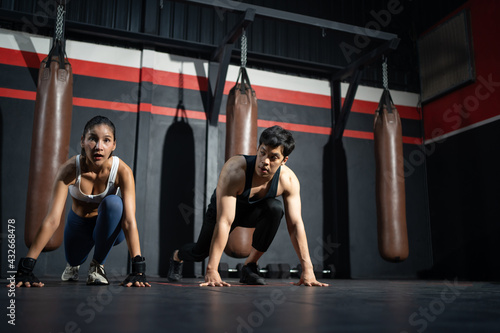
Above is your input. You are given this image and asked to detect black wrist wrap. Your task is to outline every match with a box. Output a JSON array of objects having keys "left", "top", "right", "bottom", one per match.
[
  {"left": 131, "top": 255, "right": 146, "bottom": 274},
  {"left": 16, "top": 257, "right": 40, "bottom": 285},
  {"left": 19, "top": 257, "right": 37, "bottom": 272},
  {"left": 121, "top": 256, "right": 148, "bottom": 286}
]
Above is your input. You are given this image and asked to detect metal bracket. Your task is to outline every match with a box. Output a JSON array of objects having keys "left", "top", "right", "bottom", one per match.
[
  {"left": 211, "top": 9, "right": 255, "bottom": 62},
  {"left": 207, "top": 8, "right": 255, "bottom": 124},
  {"left": 333, "top": 69, "right": 363, "bottom": 141},
  {"left": 178, "top": 0, "right": 396, "bottom": 41},
  {"left": 332, "top": 38, "right": 400, "bottom": 82},
  {"left": 330, "top": 38, "right": 399, "bottom": 140},
  {"left": 203, "top": 9, "right": 255, "bottom": 231}
]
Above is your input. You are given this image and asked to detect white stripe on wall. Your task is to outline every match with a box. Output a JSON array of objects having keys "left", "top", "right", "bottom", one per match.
[{"left": 1, "top": 27, "right": 420, "bottom": 107}]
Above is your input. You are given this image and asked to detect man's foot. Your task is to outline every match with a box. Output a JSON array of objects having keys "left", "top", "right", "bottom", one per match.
[
  {"left": 61, "top": 263, "right": 80, "bottom": 281},
  {"left": 240, "top": 263, "right": 266, "bottom": 285},
  {"left": 167, "top": 251, "right": 183, "bottom": 282},
  {"left": 86, "top": 259, "right": 109, "bottom": 285}
]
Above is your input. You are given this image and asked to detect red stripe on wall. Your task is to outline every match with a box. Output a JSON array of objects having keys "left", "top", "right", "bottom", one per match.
[
  {"left": 150, "top": 105, "right": 208, "bottom": 121},
  {"left": 352, "top": 99, "right": 421, "bottom": 120},
  {"left": 0, "top": 87, "right": 138, "bottom": 111},
  {"left": 148, "top": 69, "right": 209, "bottom": 92},
  {"left": 0, "top": 87, "right": 36, "bottom": 100},
  {"left": 0, "top": 48, "right": 141, "bottom": 82},
  {"left": 229, "top": 83, "right": 331, "bottom": 109},
  {"left": 70, "top": 58, "right": 141, "bottom": 83},
  {"left": 403, "top": 136, "right": 423, "bottom": 145},
  {"left": 73, "top": 97, "right": 138, "bottom": 112},
  {"left": 118, "top": 67, "right": 421, "bottom": 118},
  {"left": 0, "top": 87, "right": 421, "bottom": 143},
  {"left": 141, "top": 67, "right": 154, "bottom": 83},
  {"left": 148, "top": 69, "right": 331, "bottom": 109},
  {"left": 257, "top": 119, "right": 332, "bottom": 135},
  {"left": 422, "top": 0, "right": 500, "bottom": 140},
  {"left": 342, "top": 130, "right": 422, "bottom": 144},
  {"left": 1, "top": 48, "right": 419, "bottom": 120},
  {"left": 0, "top": 48, "right": 44, "bottom": 68}
]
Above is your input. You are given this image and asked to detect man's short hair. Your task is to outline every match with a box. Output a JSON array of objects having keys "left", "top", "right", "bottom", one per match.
[{"left": 259, "top": 125, "right": 295, "bottom": 157}]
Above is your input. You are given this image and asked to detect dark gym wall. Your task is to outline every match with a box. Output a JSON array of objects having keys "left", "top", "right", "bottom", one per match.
[
  {"left": 0, "top": 0, "right": 448, "bottom": 279},
  {"left": 0, "top": 0, "right": 468, "bottom": 93},
  {"left": 421, "top": 0, "right": 500, "bottom": 280},
  {"left": 425, "top": 121, "right": 500, "bottom": 281},
  {"left": 0, "top": 39, "right": 142, "bottom": 277},
  {"left": 0, "top": 26, "right": 432, "bottom": 280}
]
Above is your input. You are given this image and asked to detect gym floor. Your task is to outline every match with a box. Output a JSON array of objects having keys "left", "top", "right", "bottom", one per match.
[{"left": 3, "top": 277, "right": 500, "bottom": 333}]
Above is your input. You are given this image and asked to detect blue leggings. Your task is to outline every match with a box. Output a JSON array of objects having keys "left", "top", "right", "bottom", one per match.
[{"left": 64, "top": 195, "right": 125, "bottom": 266}]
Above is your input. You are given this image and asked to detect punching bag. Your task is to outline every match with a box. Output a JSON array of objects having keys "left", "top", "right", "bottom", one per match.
[
  {"left": 224, "top": 67, "right": 258, "bottom": 161},
  {"left": 224, "top": 67, "right": 258, "bottom": 258},
  {"left": 25, "top": 4, "right": 72, "bottom": 251},
  {"left": 374, "top": 89, "right": 408, "bottom": 262}
]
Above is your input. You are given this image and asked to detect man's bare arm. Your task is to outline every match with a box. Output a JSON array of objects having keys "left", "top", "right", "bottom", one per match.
[
  {"left": 282, "top": 167, "right": 329, "bottom": 287},
  {"left": 200, "top": 156, "right": 246, "bottom": 287}
]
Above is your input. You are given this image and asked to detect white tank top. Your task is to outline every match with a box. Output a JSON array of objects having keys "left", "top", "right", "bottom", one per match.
[{"left": 68, "top": 155, "right": 121, "bottom": 204}]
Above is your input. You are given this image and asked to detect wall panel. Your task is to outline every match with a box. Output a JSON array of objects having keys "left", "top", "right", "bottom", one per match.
[{"left": 0, "top": 27, "right": 430, "bottom": 280}]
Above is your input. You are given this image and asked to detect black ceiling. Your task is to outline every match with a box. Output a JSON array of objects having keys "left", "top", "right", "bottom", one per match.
[{"left": 0, "top": 0, "right": 468, "bottom": 93}]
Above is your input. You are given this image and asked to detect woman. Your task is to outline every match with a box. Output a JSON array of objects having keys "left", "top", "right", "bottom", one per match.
[{"left": 15, "top": 116, "right": 150, "bottom": 287}]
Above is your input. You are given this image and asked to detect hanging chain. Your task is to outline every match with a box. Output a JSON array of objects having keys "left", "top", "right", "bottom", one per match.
[
  {"left": 241, "top": 29, "right": 247, "bottom": 68},
  {"left": 55, "top": 4, "right": 65, "bottom": 41},
  {"left": 178, "top": 66, "right": 184, "bottom": 103},
  {"left": 382, "top": 56, "right": 389, "bottom": 91}
]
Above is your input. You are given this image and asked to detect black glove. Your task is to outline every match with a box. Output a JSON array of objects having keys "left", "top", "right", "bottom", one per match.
[
  {"left": 15, "top": 257, "right": 41, "bottom": 286},
  {"left": 121, "top": 256, "right": 148, "bottom": 286}
]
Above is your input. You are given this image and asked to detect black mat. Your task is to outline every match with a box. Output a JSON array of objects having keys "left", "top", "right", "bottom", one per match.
[{"left": 3, "top": 277, "right": 500, "bottom": 333}]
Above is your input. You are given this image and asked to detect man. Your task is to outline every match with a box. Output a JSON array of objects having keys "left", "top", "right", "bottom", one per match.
[{"left": 168, "top": 125, "right": 328, "bottom": 287}]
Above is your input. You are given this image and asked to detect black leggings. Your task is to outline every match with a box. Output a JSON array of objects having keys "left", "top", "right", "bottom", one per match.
[{"left": 178, "top": 197, "right": 284, "bottom": 262}]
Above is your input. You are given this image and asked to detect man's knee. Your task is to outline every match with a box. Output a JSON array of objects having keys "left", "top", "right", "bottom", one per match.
[
  {"left": 225, "top": 227, "right": 254, "bottom": 258},
  {"left": 178, "top": 243, "right": 209, "bottom": 262}
]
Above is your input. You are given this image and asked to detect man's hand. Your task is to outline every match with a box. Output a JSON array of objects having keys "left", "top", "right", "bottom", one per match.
[
  {"left": 199, "top": 269, "right": 231, "bottom": 287},
  {"left": 294, "top": 272, "right": 329, "bottom": 287}
]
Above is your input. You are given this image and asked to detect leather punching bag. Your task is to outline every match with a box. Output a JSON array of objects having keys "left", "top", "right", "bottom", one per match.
[
  {"left": 224, "top": 67, "right": 258, "bottom": 161},
  {"left": 25, "top": 37, "right": 73, "bottom": 251},
  {"left": 224, "top": 67, "right": 258, "bottom": 258},
  {"left": 374, "top": 89, "right": 408, "bottom": 262}
]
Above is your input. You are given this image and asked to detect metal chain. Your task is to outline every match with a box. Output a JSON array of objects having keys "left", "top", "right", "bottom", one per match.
[
  {"left": 55, "top": 4, "right": 65, "bottom": 41},
  {"left": 382, "top": 56, "right": 388, "bottom": 90},
  {"left": 241, "top": 29, "right": 247, "bottom": 68},
  {"left": 178, "top": 67, "right": 184, "bottom": 103}
]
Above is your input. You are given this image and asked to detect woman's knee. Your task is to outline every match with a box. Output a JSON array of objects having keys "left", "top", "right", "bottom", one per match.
[{"left": 98, "top": 195, "right": 123, "bottom": 215}]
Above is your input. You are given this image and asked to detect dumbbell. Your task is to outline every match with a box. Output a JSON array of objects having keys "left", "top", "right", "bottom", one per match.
[
  {"left": 218, "top": 263, "right": 336, "bottom": 279},
  {"left": 218, "top": 263, "right": 243, "bottom": 278},
  {"left": 218, "top": 263, "right": 291, "bottom": 279},
  {"left": 296, "top": 264, "right": 336, "bottom": 278},
  {"left": 218, "top": 262, "right": 230, "bottom": 278},
  {"left": 259, "top": 264, "right": 289, "bottom": 279}
]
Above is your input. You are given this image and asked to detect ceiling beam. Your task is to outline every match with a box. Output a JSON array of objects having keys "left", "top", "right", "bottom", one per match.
[{"left": 177, "top": 0, "right": 397, "bottom": 40}]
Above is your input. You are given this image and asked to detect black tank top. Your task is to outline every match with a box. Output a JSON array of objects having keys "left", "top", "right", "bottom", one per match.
[
  {"left": 206, "top": 155, "right": 281, "bottom": 218},
  {"left": 237, "top": 155, "right": 281, "bottom": 204}
]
